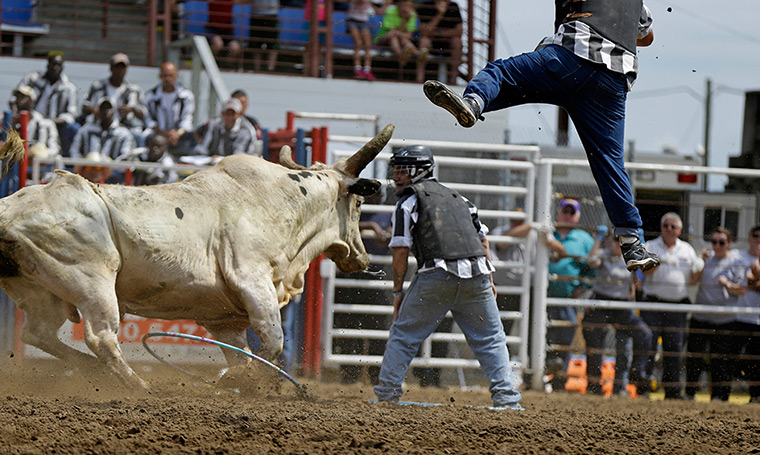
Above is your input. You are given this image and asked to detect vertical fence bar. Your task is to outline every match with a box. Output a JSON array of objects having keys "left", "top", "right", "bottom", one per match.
[{"left": 530, "top": 160, "right": 553, "bottom": 391}]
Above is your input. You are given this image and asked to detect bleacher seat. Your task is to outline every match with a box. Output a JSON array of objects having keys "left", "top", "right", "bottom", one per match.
[
  {"left": 181, "top": 1, "right": 251, "bottom": 41},
  {"left": 278, "top": 7, "right": 308, "bottom": 47},
  {"left": 2, "top": 0, "right": 33, "bottom": 25}
]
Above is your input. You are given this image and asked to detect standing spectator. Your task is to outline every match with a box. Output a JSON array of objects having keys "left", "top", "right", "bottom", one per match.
[
  {"left": 346, "top": 0, "right": 380, "bottom": 81},
  {"left": 422, "top": 3, "right": 660, "bottom": 275},
  {"left": 374, "top": 0, "right": 427, "bottom": 68},
  {"left": 640, "top": 212, "right": 704, "bottom": 400},
  {"left": 132, "top": 135, "right": 179, "bottom": 186},
  {"left": 194, "top": 98, "right": 259, "bottom": 157},
  {"left": 541, "top": 199, "right": 595, "bottom": 391},
  {"left": 685, "top": 227, "right": 745, "bottom": 401},
  {"left": 583, "top": 233, "right": 652, "bottom": 397},
  {"left": 732, "top": 227, "right": 760, "bottom": 403},
  {"left": 374, "top": 145, "right": 522, "bottom": 409},
  {"left": 416, "top": 0, "right": 462, "bottom": 84},
  {"left": 81, "top": 53, "right": 145, "bottom": 142},
  {"left": 143, "top": 62, "right": 196, "bottom": 157},
  {"left": 249, "top": 0, "right": 280, "bottom": 72},
  {"left": 207, "top": 0, "right": 243, "bottom": 64},
  {"left": 17, "top": 53, "right": 80, "bottom": 156},
  {"left": 7, "top": 85, "right": 60, "bottom": 158}
]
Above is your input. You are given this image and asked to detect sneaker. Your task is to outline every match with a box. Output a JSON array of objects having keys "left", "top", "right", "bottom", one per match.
[
  {"left": 400, "top": 44, "right": 415, "bottom": 66},
  {"left": 490, "top": 402, "right": 525, "bottom": 411},
  {"left": 418, "top": 47, "right": 430, "bottom": 64},
  {"left": 362, "top": 69, "right": 377, "bottom": 81},
  {"left": 423, "top": 80, "right": 480, "bottom": 128},
  {"left": 354, "top": 67, "right": 365, "bottom": 80},
  {"left": 620, "top": 238, "right": 660, "bottom": 271}
]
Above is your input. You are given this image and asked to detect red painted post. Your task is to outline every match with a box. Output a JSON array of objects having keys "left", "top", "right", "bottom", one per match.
[{"left": 286, "top": 111, "right": 296, "bottom": 131}]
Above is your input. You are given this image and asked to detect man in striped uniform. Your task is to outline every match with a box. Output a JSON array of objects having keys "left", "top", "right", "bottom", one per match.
[
  {"left": 374, "top": 145, "right": 522, "bottom": 410},
  {"left": 193, "top": 98, "right": 259, "bottom": 157},
  {"left": 9, "top": 85, "right": 60, "bottom": 158},
  {"left": 423, "top": 0, "right": 659, "bottom": 273}
]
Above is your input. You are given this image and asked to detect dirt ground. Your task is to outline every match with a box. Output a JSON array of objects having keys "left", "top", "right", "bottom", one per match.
[{"left": 1, "top": 359, "right": 759, "bottom": 454}]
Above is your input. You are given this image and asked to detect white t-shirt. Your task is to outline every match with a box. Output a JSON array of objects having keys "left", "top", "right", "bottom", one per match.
[{"left": 642, "top": 236, "right": 700, "bottom": 302}]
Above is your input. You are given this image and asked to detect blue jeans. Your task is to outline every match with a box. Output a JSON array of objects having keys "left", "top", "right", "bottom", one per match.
[
  {"left": 374, "top": 269, "right": 522, "bottom": 407},
  {"left": 464, "top": 44, "right": 641, "bottom": 237}
]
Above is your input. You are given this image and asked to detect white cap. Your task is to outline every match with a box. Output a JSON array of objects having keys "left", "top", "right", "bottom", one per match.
[{"left": 222, "top": 98, "right": 242, "bottom": 114}]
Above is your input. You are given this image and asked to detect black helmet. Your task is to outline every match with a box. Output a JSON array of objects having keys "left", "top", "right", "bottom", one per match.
[{"left": 389, "top": 145, "right": 435, "bottom": 184}]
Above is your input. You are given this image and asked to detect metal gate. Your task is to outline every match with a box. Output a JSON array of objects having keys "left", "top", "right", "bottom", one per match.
[{"left": 321, "top": 134, "right": 538, "bottom": 384}]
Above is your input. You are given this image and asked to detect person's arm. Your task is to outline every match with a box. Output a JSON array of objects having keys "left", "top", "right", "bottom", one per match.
[
  {"left": 481, "top": 236, "right": 497, "bottom": 298},
  {"left": 391, "top": 246, "right": 409, "bottom": 318}
]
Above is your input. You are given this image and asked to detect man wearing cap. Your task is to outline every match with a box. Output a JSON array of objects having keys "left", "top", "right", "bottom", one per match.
[
  {"left": 193, "top": 98, "right": 259, "bottom": 157},
  {"left": 143, "top": 62, "right": 196, "bottom": 157},
  {"left": 7, "top": 85, "right": 61, "bottom": 158},
  {"left": 16, "top": 53, "right": 80, "bottom": 156},
  {"left": 81, "top": 53, "right": 145, "bottom": 133},
  {"left": 543, "top": 198, "right": 595, "bottom": 392},
  {"left": 70, "top": 98, "right": 135, "bottom": 183}
]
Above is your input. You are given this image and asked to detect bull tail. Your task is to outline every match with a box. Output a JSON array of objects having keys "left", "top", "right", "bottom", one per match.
[{"left": 0, "top": 128, "right": 26, "bottom": 184}]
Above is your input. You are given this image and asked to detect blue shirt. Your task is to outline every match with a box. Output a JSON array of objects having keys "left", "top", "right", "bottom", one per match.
[{"left": 548, "top": 229, "right": 595, "bottom": 298}]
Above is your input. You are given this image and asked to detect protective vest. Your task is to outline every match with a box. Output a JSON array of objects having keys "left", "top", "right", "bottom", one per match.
[
  {"left": 554, "top": 0, "right": 642, "bottom": 54},
  {"left": 408, "top": 180, "right": 486, "bottom": 266}
]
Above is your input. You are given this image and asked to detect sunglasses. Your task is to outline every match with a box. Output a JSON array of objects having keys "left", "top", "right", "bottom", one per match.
[
  {"left": 662, "top": 223, "right": 680, "bottom": 229},
  {"left": 752, "top": 233, "right": 760, "bottom": 239},
  {"left": 560, "top": 207, "right": 577, "bottom": 214},
  {"left": 710, "top": 239, "right": 727, "bottom": 246}
]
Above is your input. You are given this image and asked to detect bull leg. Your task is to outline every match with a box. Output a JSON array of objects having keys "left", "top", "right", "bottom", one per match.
[
  {"left": 78, "top": 292, "right": 148, "bottom": 391},
  {"left": 202, "top": 326, "right": 252, "bottom": 367},
  {"left": 18, "top": 292, "right": 99, "bottom": 368}
]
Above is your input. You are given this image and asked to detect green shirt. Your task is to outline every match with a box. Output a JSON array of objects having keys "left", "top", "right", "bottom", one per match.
[
  {"left": 548, "top": 229, "right": 595, "bottom": 298},
  {"left": 375, "top": 5, "right": 418, "bottom": 41}
]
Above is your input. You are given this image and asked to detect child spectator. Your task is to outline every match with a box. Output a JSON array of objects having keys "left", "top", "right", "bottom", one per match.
[
  {"left": 374, "top": 0, "right": 427, "bottom": 68},
  {"left": 346, "top": 0, "right": 383, "bottom": 81}
]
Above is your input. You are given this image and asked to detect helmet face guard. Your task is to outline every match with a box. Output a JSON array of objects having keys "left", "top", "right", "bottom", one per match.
[{"left": 388, "top": 145, "right": 435, "bottom": 189}]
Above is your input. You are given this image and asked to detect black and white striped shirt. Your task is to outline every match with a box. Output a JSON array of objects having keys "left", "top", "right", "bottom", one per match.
[
  {"left": 20, "top": 110, "right": 61, "bottom": 157},
  {"left": 390, "top": 182, "right": 495, "bottom": 279},
  {"left": 144, "top": 84, "right": 195, "bottom": 132},
  {"left": 83, "top": 77, "right": 145, "bottom": 126},
  {"left": 193, "top": 117, "right": 259, "bottom": 157},
  {"left": 69, "top": 120, "right": 135, "bottom": 160},
  {"left": 537, "top": 4, "right": 653, "bottom": 90},
  {"left": 17, "top": 71, "right": 79, "bottom": 123}
]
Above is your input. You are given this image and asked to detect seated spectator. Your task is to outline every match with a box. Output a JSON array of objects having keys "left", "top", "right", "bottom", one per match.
[
  {"left": 70, "top": 98, "right": 135, "bottom": 183},
  {"left": 346, "top": 0, "right": 382, "bottom": 81},
  {"left": 231, "top": 89, "right": 263, "bottom": 141},
  {"left": 207, "top": 0, "right": 243, "bottom": 64},
  {"left": 132, "top": 135, "right": 179, "bottom": 186},
  {"left": 17, "top": 53, "right": 80, "bottom": 156},
  {"left": 249, "top": 0, "right": 280, "bottom": 72},
  {"left": 7, "top": 85, "right": 61, "bottom": 158},
  {"left": 193, "top": 98, "right": 259, "bottom": 157},
  {"left": 81, "top": 53, "right": 146, "bottom": 142},
  {"left": 143, "top": 62, "right": 196, "bottom": 158},
  {"left": 374, "top": 0, "right": 427, "bottom": 68},
  {"left": 583, "top": 232, "right": 652, "bottom": 397},
  {"left": 416, "top": 0, "right": 462, "bottom": 84}
]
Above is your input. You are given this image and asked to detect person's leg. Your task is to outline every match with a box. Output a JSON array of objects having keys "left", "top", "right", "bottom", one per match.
[
  {"left": 639, "top": 310, "right": 661, "bottom": 381},
  {"left": 348, "top": 26, "right": 363, "bottom": 73},
  {"left": 374, "top": 270, "right": 454, "bottom": 402},
  {"left": 709, "top": 321, "right": 735, "bottom": 401},
  {"left": 660, "top": 311, "right": 687, "bottom": 399},
  {"left": 684, "top": 318, "right": 710, "bottom": 398},
  {"left": 451, "top": 274, "right": 522, "bottom": 407},
  {"left": 448, "top": 35, "right": 462, "bottom": 84},
  {"left": 582, "top": 309, "right": 607, "bottom": 394},
  {"left": 546, "top": 305, "right": 578, "bottom": 391},
  {"left": 620, "top": 310, "right": 653, "bottom": 394},
  {"left": 743, "top": 323, "right": 760, "bottom": 400}
]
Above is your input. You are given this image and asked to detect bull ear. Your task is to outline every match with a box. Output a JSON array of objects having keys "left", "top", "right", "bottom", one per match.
[
  {"left": 340, "top": 124, "right": 394, "bottom": 177},
  {"left": 348, "top": 178, "right": 381, "bottom": 197},
  {"left": 279, "top": 145, "right": 307, "bottom": 170}
]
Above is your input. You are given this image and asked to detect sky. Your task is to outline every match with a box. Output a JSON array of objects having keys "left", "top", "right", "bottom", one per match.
[{"left": 494, "top": 0, "right": 760, "bottom": 190}]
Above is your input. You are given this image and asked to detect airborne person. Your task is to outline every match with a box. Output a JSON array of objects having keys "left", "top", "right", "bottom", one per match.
[{"left": 423, "top": 0, "right": 660, "bottom": 272}]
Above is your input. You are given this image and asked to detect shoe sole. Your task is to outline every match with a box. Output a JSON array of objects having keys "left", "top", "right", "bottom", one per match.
[
  {"left": 626, "top": 257, "right": 660, "bottom": 272},
  {"left": 423, "top": 80, "right": 476, "bottom": 128}
]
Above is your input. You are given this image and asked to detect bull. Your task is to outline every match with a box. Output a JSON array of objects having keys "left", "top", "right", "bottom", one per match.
[{"left": 0, "top": 124, "right": 395, "bottom": 390}]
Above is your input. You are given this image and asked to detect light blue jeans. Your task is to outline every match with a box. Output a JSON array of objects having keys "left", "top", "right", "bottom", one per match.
[{"left": 374, "top": 268, "right": 522, "bottom": 407}]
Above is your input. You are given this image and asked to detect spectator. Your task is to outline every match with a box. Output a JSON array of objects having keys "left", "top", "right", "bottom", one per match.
[
  {"left": 193, "top": 98, "right": 259, "bottom": 157},
  {"left": 640, "top": 212, "right": 704, "bottom": 400},
  {"left": 583, "top": 232, "right": 652, "bottom": 397},
  {"left": 249, "top": 0, "right": 280, "bottom": 72},
  {"left": 7, "top": 85, "right": 60, "bottom": 158},
  {"left": 17, "top": 53, "right": 80, "bottom": 156},
  {"left": 732, "top": 226, "right": 760, "bottom": 403},
  {"left": 373, "top": 145, "right": 522, "bottom": 409},
  {"left": 416, "top": 0, "right": 462, "bottom": 84},
  {"left": 231, "top": 89, "right": 263, "bottom": 141},
  {"left": 541, "top": 198, "right": 595, "bottom": 392},
  {"left": 490, "top": 209, "right": 528, "bottom": 288},
  {"left": 143, "top": 62, "right": 196, "bottom": 157},
  {"left": 346, "top": 0, "right": 380, "bottom": 81},
  {"left": 81, "top": 53, "right": 146, "bottom": 142},
  {"left": 207, "top": 0, "right": 243, "bottom": 64},
  {"left": 131, "top": 134, "right": 179, "bottom": 186},
  {"left": 374, "top": 0, "right": 427, "bottom": 68},
  {"left": 685, "top": 227, "right": 745, "bottom": 401},
  {"left": 70, "top": 98, "right": 135, "bottom": 171}
]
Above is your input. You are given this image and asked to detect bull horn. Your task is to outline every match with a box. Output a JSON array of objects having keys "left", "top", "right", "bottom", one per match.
[
  {"left": 0, "top": 128, "right": 26, "bottom": 184},
  {"left": 341, "top": 124, "right": 394, "bottom": 177},
  {"left": 279, "top": 145, "right": 307, "bottom": 170}
]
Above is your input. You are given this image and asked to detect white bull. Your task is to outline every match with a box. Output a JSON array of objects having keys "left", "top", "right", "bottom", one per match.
[{"left": 0, "top": 124, "right": 395, "bottom": 390}]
